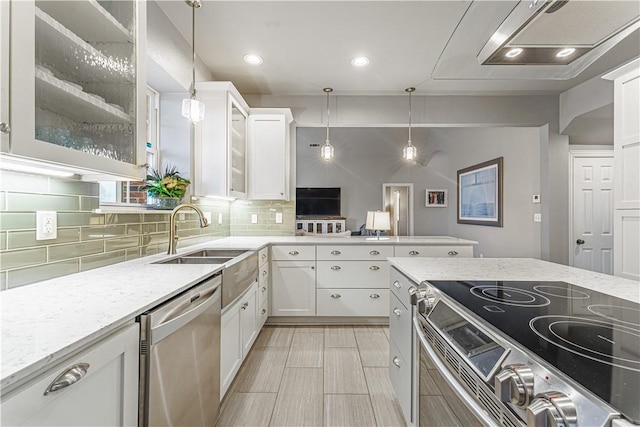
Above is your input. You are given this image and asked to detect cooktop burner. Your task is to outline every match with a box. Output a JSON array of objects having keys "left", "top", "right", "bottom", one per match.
[{"left": 426, "top": 280, "right": 640, "bottom": 423}]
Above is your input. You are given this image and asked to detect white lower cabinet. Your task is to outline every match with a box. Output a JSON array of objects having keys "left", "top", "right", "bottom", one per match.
[
  {"left": 389, "top": 339, "right": 412, "bottom": 424},
  {"left": 395, "top": 245, "right": 473, "bottom": 258},
  {"left": 271, "top": 260, "right": 316, "bottom": 316},
  {"left": 317, "top": 288, "right": 389, "bottom": 316},
  {"left": 220, "top": 281, "right": 259, "bottom": 398},
  {"left": 1, "top": 323, "right": 139, "bottom": 427}
]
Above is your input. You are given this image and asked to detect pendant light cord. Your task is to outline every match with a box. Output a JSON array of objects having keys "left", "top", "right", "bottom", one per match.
[
  {"left": 326, "top": 90, "right": 330, "bottom": 142},
  {"left": 408, "top": 89, "right": 412, "bottom": 143},
  {"left": 191, "top": 5, "right": 196, "bottom": 98}
]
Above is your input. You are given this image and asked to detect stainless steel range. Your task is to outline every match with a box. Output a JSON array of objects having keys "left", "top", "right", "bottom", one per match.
[{"left": 412, "top": 280, "right": 640, "bottom": 427}]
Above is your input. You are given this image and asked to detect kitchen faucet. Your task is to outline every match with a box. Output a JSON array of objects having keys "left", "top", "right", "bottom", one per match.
[{"left": 168, "top": 203, "right": 209, "bottom": 255}]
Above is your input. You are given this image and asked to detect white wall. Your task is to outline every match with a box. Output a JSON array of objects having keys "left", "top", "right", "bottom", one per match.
[{"left": 297, "top": 126, "right": 543, "bottom": 258}]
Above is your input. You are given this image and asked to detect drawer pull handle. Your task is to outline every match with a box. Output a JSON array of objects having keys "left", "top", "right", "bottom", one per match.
[
  {"left": 393, "top": 280, "right": 401, "bottom": 289},
  {"left": 261, "top": 253, "right": 267, "bottom": 259},
  {"left": 261, "top": 309, "right": 267, "bottom": 315},
  {"left": 44, "top": 363, "right": 90, "bottom": 396},
  {"left": 393, "top": 357, "right": 400, "bottom": 367},
  {"left": 262, "top": 270, "right": 268, "bottom": 276},
  {"left": 370, "top": 250, "right": 380, "bottom": 255},
  {"left": 331, "top": 265, "right": 341, "bottom": 271},
  {"left": 447, "top": 250, "right": 458, "bottom": 256},
  {"left": 241, "top": 302, "right": 249, "bottom": 310},
  {"left": 331, "top": 250, "right": 341, "bottom": 255},
  {"left": 408, "top": 250, "right": 419, "bottom": 256},
  {"left": 370, "top": 294, "right": 380, "bottom": 299},
  {"left": 331, "top": 293, "right": 342, "bottom": 299},
  {"left": 393, "top": 307, "right": 401, "bottom": 316},
  {"left": 262, "top": 287, "right": 267, "bottom": 292},
  {"left": 369, "top": 265, "right": 380, "bottom": 271},
  {"left": 289, "top": 251, "right": 299, "bottom": 256}
]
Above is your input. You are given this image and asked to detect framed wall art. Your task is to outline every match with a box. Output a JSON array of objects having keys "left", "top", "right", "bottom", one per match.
[
  {"left": 457, "top": 157, "right": 503, "bottom": 227},
  {"left": 425, "top": 189, "right": 447, "bottom": 207}
]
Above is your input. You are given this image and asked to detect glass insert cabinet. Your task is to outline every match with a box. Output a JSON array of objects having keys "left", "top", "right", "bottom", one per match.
[{"left": 4, "top": 0, "right": 146, "bottom": 179}]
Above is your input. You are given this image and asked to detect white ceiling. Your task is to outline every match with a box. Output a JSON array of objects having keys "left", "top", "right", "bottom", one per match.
[{"left": 156, "top": 1, "right": 640, "bottom": 96}]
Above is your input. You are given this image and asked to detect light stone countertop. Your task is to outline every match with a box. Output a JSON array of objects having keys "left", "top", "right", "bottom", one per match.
[
  {"left": 0, "top": 235, "right": 476, "bottom": 392},
  {"left": 388, "top": 257, "right": 640, "bottom": 303}
]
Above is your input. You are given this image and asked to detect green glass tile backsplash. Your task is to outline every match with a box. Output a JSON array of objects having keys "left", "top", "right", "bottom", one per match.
[{"left": 0, "top": 170, "right": 295, "bottom": 290}]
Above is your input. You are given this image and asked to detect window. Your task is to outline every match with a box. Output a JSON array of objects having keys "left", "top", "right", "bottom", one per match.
[{"left": 99, "top": 86, "right": 159, "bottom": 205}]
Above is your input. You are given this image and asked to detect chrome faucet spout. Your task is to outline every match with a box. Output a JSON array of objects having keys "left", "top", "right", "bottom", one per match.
[{"left": 168, "top": 203, "right": 210, "bottom": 255}]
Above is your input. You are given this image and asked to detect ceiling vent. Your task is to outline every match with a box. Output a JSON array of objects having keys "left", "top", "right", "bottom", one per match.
[{"left": 479, "top": 0, "right": 640, "bottom": 66}]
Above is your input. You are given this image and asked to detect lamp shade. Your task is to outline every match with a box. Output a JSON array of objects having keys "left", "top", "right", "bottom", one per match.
[
  {"left": 182, "top": 98, "right": 206, "bottom": 123},
  {"left": 366, "top": 210, "right": 391, "bottom": 231}
]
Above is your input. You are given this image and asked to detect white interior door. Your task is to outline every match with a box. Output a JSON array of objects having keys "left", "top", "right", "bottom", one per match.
[
  {"left": 570, "top": 152, "right": 614, "bottom": 274},
  {"left": 383, "top": 183, "right": 414, "bottom": 236}
]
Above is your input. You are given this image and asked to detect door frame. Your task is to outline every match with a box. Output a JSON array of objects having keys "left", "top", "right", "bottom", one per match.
[
  {"left": 382, "top": 183, "right": 414, "bottom": 236},
  {"left": 568, "top": 150, "right": 614, "bottom": 267}
]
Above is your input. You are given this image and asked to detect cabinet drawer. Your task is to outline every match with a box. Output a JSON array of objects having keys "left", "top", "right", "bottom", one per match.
[
  {"left": 259, "top": 299, "right": 268, "bottom": 327},
  {"left": 395, "top": 245, "right": 473, "bottom": 258},
  {"left": 258, "top": 247, "right": 269, "bottom": 267},
  {"left": 389, "top": 340, "right": 412, "bottom": 424},
  {"left": 316, "top": 245, "right": 393, "bottom": 260},
  {"left": 271, "top": 245, "right": 315, "bottom": 260},
  {"left": 317, "top": 261, "right": 389, "bottom": 288},
  {"left": 259, "top": 263, "right": 269, "bottom": 284},
  {"left": 389, "top": 292, "right": 413, "bottom": 362},
  {"left": 390, "top": 267, "right": 416, "bottom": 309},
  {"left": 317, "top": 289, "right": 389, "bottom": 317},
  {"left": 259, "top": 281, "right": 269, "bottom": 308}
]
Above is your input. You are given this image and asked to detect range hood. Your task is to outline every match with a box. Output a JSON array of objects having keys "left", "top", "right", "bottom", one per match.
[{"left": 479, "top": 0, "right": 640, "bottom": 66}]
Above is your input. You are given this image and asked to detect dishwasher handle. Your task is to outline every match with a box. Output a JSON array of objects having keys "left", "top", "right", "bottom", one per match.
[{"left": 150, "top": 285, "right": 221, "bottom": 345}]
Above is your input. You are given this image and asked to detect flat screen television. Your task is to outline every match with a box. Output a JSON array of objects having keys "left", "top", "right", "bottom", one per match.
[{"left": 296, "top": 188, "right": 341, "bottom": 216}]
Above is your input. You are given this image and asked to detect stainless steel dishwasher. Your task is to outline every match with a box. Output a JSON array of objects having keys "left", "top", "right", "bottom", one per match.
[{"left": 138, "top": 272, "right": 222, "bottom": 427}]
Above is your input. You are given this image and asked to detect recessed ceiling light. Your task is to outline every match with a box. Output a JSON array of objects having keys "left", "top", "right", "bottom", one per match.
[
  {"left": 351, "top": 56, "right": 370, "bottom": 67},
  {"left": 243, "top": 53, "right": 263, "bottom": 65},
  {"left": 556, "top": 48, "right": 576, "bottom": 58},
  {"left": 505, "top": 48, "right": 523, "bottom": 58}
]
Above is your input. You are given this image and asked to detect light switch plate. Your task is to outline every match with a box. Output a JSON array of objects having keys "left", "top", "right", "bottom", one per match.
[
  {"left": 275, "top": 212, "right": 283, "bottom": 224},
  {"left": 251, "top": 214, "right": 258, "bottom": 224},
  {"left": 534, "top": 213, "right": 542, "bottom": 222},
  {"left": 36, "top": 211, "right": 57, "bottom": 240}
]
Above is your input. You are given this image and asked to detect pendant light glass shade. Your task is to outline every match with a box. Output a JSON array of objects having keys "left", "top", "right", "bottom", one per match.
[
  {"left": 182, "top": 0, "right": 205, "bottom": 123},
  {"left": 403, "top": 87, "right": 417, "bottom": 161},
  {"left": 321, "top": 88, "right": 335, "bottom": 161}
]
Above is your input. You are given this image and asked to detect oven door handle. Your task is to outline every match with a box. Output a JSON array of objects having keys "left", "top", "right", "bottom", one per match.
[{"left": 413, "top": 316, "right": 499, "bottom": 427}]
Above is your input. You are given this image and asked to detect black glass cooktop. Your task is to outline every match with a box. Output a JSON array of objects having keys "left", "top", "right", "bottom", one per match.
[{"left": 427, "top": 280, "right": 640, "bottom": 423}]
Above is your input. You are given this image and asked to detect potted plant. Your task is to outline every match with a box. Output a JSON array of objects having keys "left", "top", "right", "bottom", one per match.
[{"left": 143, "top": 165, "right": 191, "bottom": 210}]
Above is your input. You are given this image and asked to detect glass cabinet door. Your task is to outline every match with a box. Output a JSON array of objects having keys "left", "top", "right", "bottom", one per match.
[
  {"left": 33, "top": 1, "right": 137, "bottom": 164},
  {"left": 229, "top": 98, "right": 247, "bottom": 195}
]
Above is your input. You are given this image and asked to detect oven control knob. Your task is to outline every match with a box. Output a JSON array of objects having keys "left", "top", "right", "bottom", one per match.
[
  {"left": 494, "top": 365, "right": 534, "bottom": 408},
  {"left": 527, "top": 392, "right": 577, "bottom": 427}
]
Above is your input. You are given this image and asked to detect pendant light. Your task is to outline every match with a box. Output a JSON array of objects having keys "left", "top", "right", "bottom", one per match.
[
  {"left": 402, "top": 87, "right": 417, "bottom": 161},
  {"left": 181, "top": 0, "right": 205, "bottom": 123},
  {"left": 320, "top": 88, "right": 335, "bottom": 161}
]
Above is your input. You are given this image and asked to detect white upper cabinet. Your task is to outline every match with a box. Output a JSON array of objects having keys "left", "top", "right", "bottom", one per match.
[
  {"left": 0, "top": 1, "right": 9, "bottom": 153},
  {"left": 248, "top": 109, "right": 294, "bottom": 200},
  {"left": 4, "top": 0, "right": 147, "bottom": 180},
  {"left": 194, "top": 81, "right": 250, "bottom": 199}
]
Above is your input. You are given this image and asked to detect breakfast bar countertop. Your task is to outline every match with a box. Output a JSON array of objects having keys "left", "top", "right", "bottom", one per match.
[{"left": 0, "top": 235, "right": 476, "bottom": 392}]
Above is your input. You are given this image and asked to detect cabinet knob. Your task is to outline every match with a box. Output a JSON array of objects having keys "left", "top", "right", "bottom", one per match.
[
  {"left": 261, "top": 309, "right": 267, "bottom": 314},
  {"left": 393, "top": 307, "right": 401, "bottom": 316},
  {"left": 369, "top": 265, "right": 380, "bottom": 271},
  {"left": 262, "top": 270, "right": 268, "bottom": 276},
  {"left": 369, "top": 250, "right": 380, "bottom": 255},
  {"left": 262, "top": 286, "right": 267, "bottom": 292},
  {"left": 369, "top": 294, "right": 380, "bottom": 299},
  {"left": 447, "top": 250, "right": 458, "bottom": 256},
  {"left": 331, "top": 265, "right": 341, "bottom": 271},
  {"left": 392, "top": 357, "right": 401, "bottom": 367},
  {"left": 44, "top": 363, "right": 90, "bottom": 395},
  {"left": 392, "top": 280, "right": 401, "bottom": 289},
  {"left": 408, "top": 250, "right": 419, "bottom": 256},
  {"left": 331, "top": 250, "right": 341, "bottom": 255},
  {"left": 331, "top": 293, "right": 341, "bottom": 299},
  {"left": 261, "top": 253, "right": 267, "bottom": 259},
  {"left": 289, "top": 251, "right": 299, "bottom": 255},
  {"left": 0, "top": 122, "right": 10, "bottom": 134}
]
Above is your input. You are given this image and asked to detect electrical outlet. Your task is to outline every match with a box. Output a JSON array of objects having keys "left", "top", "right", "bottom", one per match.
[
  {"left": 534, "top": 213, "right": 542, "bottom": 222},
  {"left": 532, "top": 194, "right": 541, "bottom": 204},
  {"left": 251, "top": 214, "right": 258, "bottom": 224},
  {"left": 36, "top": 211, "right": 57, "bottom": 240},
  {"left": 275, "top": 212, "right": 283, "bottom": 224},
  {"left": 218, "top": 213, "right": 223, "bottom": 224},
  {"left": 204, "top": 212, "right": 212, "bottom": 224}
]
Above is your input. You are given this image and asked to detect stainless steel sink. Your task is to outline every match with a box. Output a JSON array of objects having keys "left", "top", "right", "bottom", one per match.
[
  {"left": 183, "top": 249, "right": 248, "bottom": 258},
  {"left": 155, "top": 257, "right": 233, "bottom": 265}
]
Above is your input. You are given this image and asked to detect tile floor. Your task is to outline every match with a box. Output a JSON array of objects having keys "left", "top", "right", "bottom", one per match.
[{"left": 216, "top": 325, "right": 407, "bottom": 427}]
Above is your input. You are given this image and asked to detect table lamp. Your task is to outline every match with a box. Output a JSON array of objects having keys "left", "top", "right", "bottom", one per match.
[{"left": 365, "top": 210, "right": 391, "bottom": 241}]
